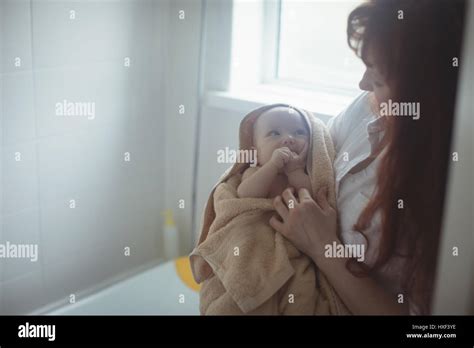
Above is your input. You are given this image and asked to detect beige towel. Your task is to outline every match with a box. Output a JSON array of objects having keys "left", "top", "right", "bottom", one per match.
[{"left": 189, "top": 103, "right": 350, "bottom": 315}]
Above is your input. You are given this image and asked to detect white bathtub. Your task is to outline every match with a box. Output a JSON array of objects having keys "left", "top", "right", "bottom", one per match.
[{"left": 44, "top": 258, "right": 200, "bottom": 315}]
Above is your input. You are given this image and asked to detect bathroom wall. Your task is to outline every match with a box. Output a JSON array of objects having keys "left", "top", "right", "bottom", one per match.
[
  {"left": 162, "top": 0, "right": 203, "bottom": 255},
  {"left": 432, "top": 0, "right": 474, "bottom": 315},
  {"left": 0, "top": 0, "right": 169, "bottom": 314}
]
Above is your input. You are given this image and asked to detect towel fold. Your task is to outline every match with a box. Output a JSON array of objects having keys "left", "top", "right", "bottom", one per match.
[{"left": 189, "top": 103, "right": 350, "bottom": 315}]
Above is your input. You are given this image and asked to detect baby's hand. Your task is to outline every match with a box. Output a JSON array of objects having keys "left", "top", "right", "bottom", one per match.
[
  {"left": 284, "top": 143, "right": 309, "bottom": 175},
  {"left": 270, "top": 147, "right": 292, "bottom": 171}
]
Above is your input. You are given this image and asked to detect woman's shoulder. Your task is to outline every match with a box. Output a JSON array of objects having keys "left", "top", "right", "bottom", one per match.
[
  {"left": 351, "top": 91, "right": 372, "bottom": 111},
  {"left": 337, "top": 91, "right": 373, "bottom": 124},
  {"left": 327, "top": 91, "right": 374, "bottom": 148}
]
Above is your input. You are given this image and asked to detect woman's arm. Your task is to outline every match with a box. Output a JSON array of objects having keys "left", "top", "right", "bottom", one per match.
[
  {"left": 270, "top": 187, "right": 409, "bottom": 315},
  {"left": 316, "top": 251, "right": 409, "bottom": 315}
]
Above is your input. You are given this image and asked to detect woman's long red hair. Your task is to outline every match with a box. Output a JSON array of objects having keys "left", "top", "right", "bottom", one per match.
[{"left": 346, "top": 0, "right": 466, "bottom": 314}]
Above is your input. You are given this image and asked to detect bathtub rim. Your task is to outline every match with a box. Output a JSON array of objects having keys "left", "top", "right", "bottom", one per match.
[{"left": 30, "top": 257, "right": 165, "bottom": 315}]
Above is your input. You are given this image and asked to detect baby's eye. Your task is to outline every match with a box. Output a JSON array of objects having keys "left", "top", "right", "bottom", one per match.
[
  {"left": 267, "top": 130, "right": 280, "bottom": 137},
  {"left": 296, "top": 129, "right": 307, "bottom": 135}
]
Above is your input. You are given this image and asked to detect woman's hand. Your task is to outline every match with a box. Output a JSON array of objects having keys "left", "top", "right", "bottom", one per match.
[
  {"left": 270, "top": 187, "right": 410, "bottom": 315},
  {"left": 269, "top": 187, "right": 338, "bottom": 266}
]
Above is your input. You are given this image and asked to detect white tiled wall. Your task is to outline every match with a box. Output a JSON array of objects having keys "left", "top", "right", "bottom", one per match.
[
  {"left": 162, "top": 0, "right": 203, "bottom": 255},
  {"left": 0, "top": 0, "right": 168, "bottom": 314}
]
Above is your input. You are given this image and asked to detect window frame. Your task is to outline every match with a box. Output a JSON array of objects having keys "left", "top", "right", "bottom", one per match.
[
  {"left": 260, "top": 0, "right": 364, "bottom": 97},
  {"left": 213, "top": 0, "right": 362, "bottom": 119}
]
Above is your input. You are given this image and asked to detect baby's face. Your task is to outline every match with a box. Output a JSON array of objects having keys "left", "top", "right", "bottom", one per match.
[{"left": 253, "top": 107, "right": 309, "bottom": 165}]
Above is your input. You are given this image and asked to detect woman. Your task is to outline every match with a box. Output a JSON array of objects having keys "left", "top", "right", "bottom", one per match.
[{"left": 270, "top": 0, "right": 467, "bottom": 315}]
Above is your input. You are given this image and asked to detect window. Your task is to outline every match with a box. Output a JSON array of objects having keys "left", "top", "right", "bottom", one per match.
[
  {"left": 230, "top": 0, "right": 365, "bottom": 99},
  {"left": 276, "top": 0, "right": 365, "bottom": 96}
]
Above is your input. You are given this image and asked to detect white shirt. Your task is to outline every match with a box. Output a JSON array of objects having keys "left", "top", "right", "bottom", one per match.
[
  {"left": 327, "top": 91, "right": 421, "bottom": 315},
  {"left": 327, "top": 92, "right": 385, "bottom": 266}
]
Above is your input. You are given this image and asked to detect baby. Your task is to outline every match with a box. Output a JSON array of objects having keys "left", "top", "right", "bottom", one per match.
[
  {"left": 191, "top": 103, "right": 342, "bottom": 315},
  {"left": 237, "top": 106, "right": 312, "bottom": 199}
]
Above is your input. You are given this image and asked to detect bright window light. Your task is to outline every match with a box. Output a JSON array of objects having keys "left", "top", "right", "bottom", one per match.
[{"left": 277, "top": 0, "right": 365, "bottom": 96}]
